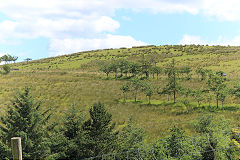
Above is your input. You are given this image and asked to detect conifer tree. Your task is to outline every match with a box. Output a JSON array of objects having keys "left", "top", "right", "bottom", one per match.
[
  {"left": 152, "top": 126, "right": 201, "bottom": 159},
  {"left": 49, "top": 104, "right": 86, "bottom": 160},
  {"left": 82, "top": 102, "right": 118, "bottom": 158},
  {"left": 0, "top": 87, "right": 51, "bottom": 159},
  {"left": 117, "top": 118, "right": 145, "bottom": 153}
]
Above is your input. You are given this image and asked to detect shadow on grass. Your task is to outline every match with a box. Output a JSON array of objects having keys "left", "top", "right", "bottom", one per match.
[
  {"left": 200, "top": 105, "right": 239, "bottom": 112},
  {"left": 223, "top": 105, "right": 239, "bottom": 111},
  {"left": 119, "top": 98, "right": 239, "bottom": 114}
]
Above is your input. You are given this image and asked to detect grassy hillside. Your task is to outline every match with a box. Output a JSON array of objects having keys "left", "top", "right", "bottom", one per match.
[{"left": 2, "top": 45, "right": 240, "bottom": 141}]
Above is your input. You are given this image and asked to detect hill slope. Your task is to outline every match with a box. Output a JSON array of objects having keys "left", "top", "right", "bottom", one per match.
[{"left": 2, "top": 45, "right": 240, "bottom": 141}]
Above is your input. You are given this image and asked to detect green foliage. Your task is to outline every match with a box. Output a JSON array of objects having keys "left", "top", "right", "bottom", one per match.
[
  {"left": 150, "top": 66, "right": 162, "bottom": 79},
  {"left": 194, "top": 114, "right": 237, "bottom": 160},
  {"left": 82, "top": 102, "right": 119, "bottom": 157},
  {"left": 117, "top": 59, "right": 129, "bottom": 77},
  {"left": 196, "top": 67, "right": 207, "bottom": 81},
  {"left": 1, "top": 54, "right": 17, "bottom": 64},
  {"left": 191, "top": 88, "right": 205, "bottom": 108},
  {"left": 139, "top": 58, "right": 152, "bottom": 77},
  {"left": 120, "top": 82, "right": 130, "bottom": 102},
  {"left": 129, "top": 62, "right": 141, "bottom": 77},
  {"left": 231, "top": 85, "right": 240, "bottom": 99},
  {"left": 164, "top": 59, "right": 180, "bottom": 103},
  {"left": 0, "top": 87, "right": 51, "bottom": 159},
  {"left": 0, "top": 141, "right": 11, "bottom": 159},
  {"left": 141, "top": 81, "right": 154, "bottom": 104},
  {"left": 130, "top": 78, "right": 144, "bottom": 102},
  {"left": 100, "top": 61, "right": 112, "bottom": 78},
  {"left": 179, "top": 66, "right": 192, "bottom": 80},
  {"left": 2, "top": 64, "right": 10, "bottom": 75},
  {"left": 109, "top": 60, "right": 118, "bottom": 79},
  {"left": 181, "top": 98, "right": 191, "bottom": 112},
  {"left": 49, "top": 104, "right": 86, "bottom": 160},
  {"left": 152, "top": 126, "right": 201, "bottom": 159},
  {"left": 117, "top": 118, "right": 145, "bottom": 158},
  {"left": 2, "top": 45, "right": 240, "bottom": 156},
  {"left": 207, "top": 71, "right": 227, "bottom": 108}
]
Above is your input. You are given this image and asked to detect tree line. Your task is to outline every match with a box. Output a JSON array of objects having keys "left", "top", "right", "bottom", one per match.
[
  {"left": 114, "top": 59, "right": 240, "bottom": 109},
  {"left": 0, "top": 87, "right": 238, "bottom": 159},
  {"left": 100, "top": 58, "right": 162, "bottom": 79}
]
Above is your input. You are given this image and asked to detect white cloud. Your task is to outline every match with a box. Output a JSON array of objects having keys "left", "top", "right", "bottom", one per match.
[
  {"left": 201, "top": 0, "right": 240, "bottom": 21},
  {"left": 179, "top": 34, "right": 240, "bottom": 46},
  {"left": 1, "top": 0, "right": 240, "bottom": 56},
  {"left": 49, "top": 34, "right": 147, "bottom": 56},
  {"left": 179, "top": 35, "right": 206, "bottom": 45}
]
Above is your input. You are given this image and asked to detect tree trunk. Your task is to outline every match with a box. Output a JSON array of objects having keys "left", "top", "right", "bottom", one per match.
[
  {"left": 134, "top": 90, "right": 137, "bottom": 102},
  {"left": 152, "top": 73, "right": 155, "bottom": 79},
  {"left": 149, "top": 96, "right": 151, "bottom": 104},
  {"left": 173, "top": 90, "right": 176, "bottom": 103},
  {"left": 157, "top": 73, "right": 159, "bottom": 79},
  {"left": 146, "top": 72, "right": 149, "bottom": 78}
]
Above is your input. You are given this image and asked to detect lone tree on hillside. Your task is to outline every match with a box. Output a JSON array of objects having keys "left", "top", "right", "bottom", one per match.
[
  {"left": 24, "top": 58, "right": 32, "bottom": 63},
  {"left": 1, "top": 54, "right": 18, "bottom": 64},
  {"left": 207, "top": 71, "right": 227, "bottom": 108},
  {"left": 164, "top": 59, "right": 180, "bottom": 103}
]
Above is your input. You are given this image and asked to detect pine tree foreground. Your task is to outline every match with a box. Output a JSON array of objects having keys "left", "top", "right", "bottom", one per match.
[{"left": 0, "top": 87, "right": 51, "bottom": 159}]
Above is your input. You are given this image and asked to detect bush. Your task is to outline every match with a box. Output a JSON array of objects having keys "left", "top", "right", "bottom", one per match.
[{"left": 2, "top": 64, "right": 10, "bottom": 74}]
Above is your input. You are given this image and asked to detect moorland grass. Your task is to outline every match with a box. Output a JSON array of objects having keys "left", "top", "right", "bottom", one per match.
[{"left": 2, "top": 45, "right": 240, "bottom": 141}]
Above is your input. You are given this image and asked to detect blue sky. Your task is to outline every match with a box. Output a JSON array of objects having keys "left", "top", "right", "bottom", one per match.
[{"left": 0, "top": 0, "right": 240, "bottom": 61}]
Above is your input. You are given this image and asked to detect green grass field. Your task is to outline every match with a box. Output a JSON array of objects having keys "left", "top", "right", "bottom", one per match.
[{"left": 3, "top": 45, "right": 240, "bottom": 142}]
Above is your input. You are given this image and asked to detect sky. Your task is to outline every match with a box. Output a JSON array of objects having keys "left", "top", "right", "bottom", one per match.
[{"left": 1, "top": 0, "right": 240, "bottom": 61}]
